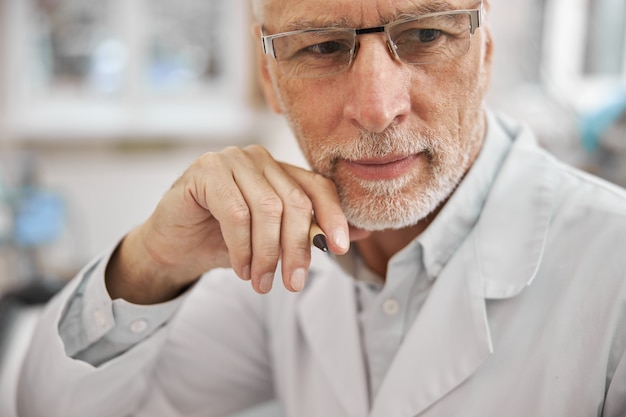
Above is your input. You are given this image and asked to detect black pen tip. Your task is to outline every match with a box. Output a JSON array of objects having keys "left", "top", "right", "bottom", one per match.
[{"left": 313, "top": 234, "right": 329, "bottom": 252}]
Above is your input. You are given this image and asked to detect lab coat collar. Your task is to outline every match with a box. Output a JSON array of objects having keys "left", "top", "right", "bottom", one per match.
[
  {"left": 473, "top": 116, "right": 560, "bottom": 299},
  {"left": 417, "top": 109, "right": 514, "bottom": 282}
]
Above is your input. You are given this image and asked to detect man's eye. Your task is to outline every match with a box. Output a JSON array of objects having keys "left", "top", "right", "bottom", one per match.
[
  {"left": 416, "top": 29, "right": 441, "bottom": 43},
  {"left": 306, "top": 41, "right": 346, "bottom": 55},
  {"left": 393, "top": 28, "right": 443, "bottom": 47}
]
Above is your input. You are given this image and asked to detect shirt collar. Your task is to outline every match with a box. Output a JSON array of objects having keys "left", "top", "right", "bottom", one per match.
[
  {"left": 391, "top": 110, "right": 514, "bottom": 281},
  {"left": 332, "top": 110, "right": 514, "bottom": 283}
]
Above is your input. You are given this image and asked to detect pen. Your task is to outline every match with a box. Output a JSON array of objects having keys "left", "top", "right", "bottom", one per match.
[{"left": 309, "top": 222, "right": 328, "bottom": 252}]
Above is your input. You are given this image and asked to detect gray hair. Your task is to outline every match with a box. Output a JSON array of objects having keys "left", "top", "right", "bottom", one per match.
[
  {"left": 251, "top": 0, "right": 266, "bottom": 22},
  {"left": 252, "top": 0, "right": 491, "bottom": 24}
]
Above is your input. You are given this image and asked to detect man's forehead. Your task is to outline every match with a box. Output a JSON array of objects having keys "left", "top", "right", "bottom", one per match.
[{"left": 263, "top": 0, "right": 472, "bottom": 30}]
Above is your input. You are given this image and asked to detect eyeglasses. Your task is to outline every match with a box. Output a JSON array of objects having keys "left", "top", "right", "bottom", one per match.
[{"left": 261, "top": 2, "right": 483, "bottom": 79}]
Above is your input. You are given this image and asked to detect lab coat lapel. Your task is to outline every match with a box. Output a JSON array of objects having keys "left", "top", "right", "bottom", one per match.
[
  {"left": 475, "top": 126, "right": 559, "bottom": 299},
  {"left": 297, "top": 258, "right": 370, "bottom": 417},
  {"left": 370, "top": 122, "right": 559, "bottom": 417},
  {"left": 370, "top": 240, "right": 492, "bottom": 417}
]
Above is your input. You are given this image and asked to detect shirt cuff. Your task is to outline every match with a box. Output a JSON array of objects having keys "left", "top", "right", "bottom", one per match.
[
  {"left": 61, "top": 239, "right": 187, "bottom": 363},
  {"left": 81, "top": 244, "right": 185, "bottom": 345}
]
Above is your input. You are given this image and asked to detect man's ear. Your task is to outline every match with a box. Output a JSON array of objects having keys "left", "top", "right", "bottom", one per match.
[
  {"left": 480, "top": 26, "right": 494, "bottom": 94},
  {"left": 484, "top": 25, "right": 494, "bottom": 67},
  {"left": 479, "top": 0, "right": 494, "bottom": 94},
  {"left": 252, "top": 24, "right": 283, "bottom": 114}
]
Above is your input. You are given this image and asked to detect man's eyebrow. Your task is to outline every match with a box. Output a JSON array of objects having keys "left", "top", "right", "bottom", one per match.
[
  {"left": 281, "top": 0, "right": 464, "bottom": 31},
  {"left": 283, "top": 17, "right": 352, "bottom": 32},
  {"left": 390, "top": 0, "right": 459, "bottom": 22}
]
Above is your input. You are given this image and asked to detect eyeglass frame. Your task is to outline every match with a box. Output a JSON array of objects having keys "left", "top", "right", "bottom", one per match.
[{"left": 260, "top": 2, "right": 484, "bottom": 78}]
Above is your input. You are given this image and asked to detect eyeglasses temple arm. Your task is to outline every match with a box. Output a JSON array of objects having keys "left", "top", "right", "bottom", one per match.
[
  {"left": 260, "top": 28, "right": 275, "bottom": 57},
  {"left": 469, "top": 1, "right": 484, "bottom": 35}
]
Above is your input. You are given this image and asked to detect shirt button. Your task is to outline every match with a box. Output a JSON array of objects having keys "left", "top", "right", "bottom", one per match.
[
  {"left": 130, "top": 319, "right": 148, "bottom": 333},
  {"left": 382, "top": 298, "right": 400, "bottom": 316},
  {"left": 94, "top": 310, "right": 107, "bottom": 327}
]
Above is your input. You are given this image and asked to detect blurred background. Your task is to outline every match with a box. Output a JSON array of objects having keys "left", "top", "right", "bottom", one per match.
[{"left": 0, "top": 0, "right": 625, "bottom": 416}]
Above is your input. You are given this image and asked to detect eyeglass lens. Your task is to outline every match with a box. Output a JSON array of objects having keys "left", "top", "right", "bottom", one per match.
[{"left": 270, "top": 12, "right": 474, "bottom": 78}]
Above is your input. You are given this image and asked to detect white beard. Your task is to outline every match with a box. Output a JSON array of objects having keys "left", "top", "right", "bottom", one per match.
[{"left": 303, "top": 126, "right": 472, "bottom": 231}]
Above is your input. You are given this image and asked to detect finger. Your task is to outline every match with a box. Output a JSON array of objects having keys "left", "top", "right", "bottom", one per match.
[
  {"left": 231, "top": 146, "right": 285, "bottom": 293},
  {"left": 281, "top": 164, "right": 350, "bottom": 255},
  {"left": 262, "top": 162, "right": 313, "bottom": 292},
  {"left": 195, "top": 151, "right": 254, "bottom": 282}
]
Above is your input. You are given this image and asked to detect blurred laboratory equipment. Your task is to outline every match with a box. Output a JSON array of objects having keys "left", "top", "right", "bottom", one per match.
[
  {"left": 0, "top": 151, "right": 67, "bottom": 417},
  {"left": 0, "top": 151, "right": 66, "bottom": 289},
  {"left": 31, "top": 0, "right": 229, "bottom": 95},
  {"left": 1, "top": 0, "right": 253, "bottom": 142},
  {"left": 540, "top": 0, "right": 626, "bottom": 186}
]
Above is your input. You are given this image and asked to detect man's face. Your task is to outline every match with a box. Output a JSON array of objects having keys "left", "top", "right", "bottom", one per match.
[{"left": 259, "top": 0, "right": 493, "bottom": 231}]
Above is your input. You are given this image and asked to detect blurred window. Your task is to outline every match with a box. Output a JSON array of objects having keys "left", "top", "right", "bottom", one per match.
[
  {"left": 2, "top": 0, "right": 252, "bottom": 140},
  {"left": 31, "top": 0, "right": 121, "bottom": 95},
  {"left": 146, "top": 0, "right": 226, "bottom": 92},
  {"left": 30, "top": 0, "right": 236, "bottom": 96},
  {"left": 584, "top": 0, "right": 626, "bottom": 76}
]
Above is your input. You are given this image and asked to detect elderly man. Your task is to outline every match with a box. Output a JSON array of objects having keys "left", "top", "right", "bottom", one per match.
[{"left": 18, "top": 0, "right": 626, "bottom": 416}]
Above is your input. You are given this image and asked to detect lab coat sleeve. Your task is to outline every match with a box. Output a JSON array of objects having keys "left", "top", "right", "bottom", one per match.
[
  {"left": 602, "top": 293, "right": 626, "bottom": 417},
  {"left": 58, "top": 244, "right": 185, "bottom": 365},
  {"left": 603, "top": 349, "right": 626, "bottom": 417},
  {"left": 16, "top": 245, "right": 186, "bottom": 417}
]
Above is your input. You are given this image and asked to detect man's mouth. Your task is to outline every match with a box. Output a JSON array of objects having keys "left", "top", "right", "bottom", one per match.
[{"left": 339, "top": 153, "right": 422, "bottom": 181}]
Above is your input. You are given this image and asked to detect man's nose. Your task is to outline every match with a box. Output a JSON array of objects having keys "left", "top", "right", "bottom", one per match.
[{"left": 342, "top": 36, "right": 411, "bottom": 133}]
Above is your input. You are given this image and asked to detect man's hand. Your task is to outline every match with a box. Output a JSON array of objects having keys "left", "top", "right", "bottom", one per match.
[{"left": 105, "top": 145, "right": 351, "bottom": 304}]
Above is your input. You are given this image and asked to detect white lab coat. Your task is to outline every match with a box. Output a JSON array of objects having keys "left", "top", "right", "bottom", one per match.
[{"left": 18, "top": 118, "right": 626, "bottom": 417}]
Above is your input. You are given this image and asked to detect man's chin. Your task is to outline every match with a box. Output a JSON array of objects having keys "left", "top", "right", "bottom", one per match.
[{"left": 344, "top": 211, "right": 424, "bottom": 232}]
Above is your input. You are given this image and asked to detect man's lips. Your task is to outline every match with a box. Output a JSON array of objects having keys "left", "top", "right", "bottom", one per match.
[{"left": 339, "top": 154, "right": 422, "bottom": 181}]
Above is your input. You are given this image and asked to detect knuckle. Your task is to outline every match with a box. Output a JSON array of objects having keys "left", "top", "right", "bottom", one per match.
[
  {"left": 207, "top": 147, "right": 252, "bottom": 167},
  {"left": 258, "top": 194, "right": 284, "bottom": 219},
  {"left": 284, "top": 187, "right": 312, "bottom": 213},
  {"left": 244, "top": 144, "right": 271, "bottom": 158},
  {"left": 222, "top": 145, "right": 244, "bottom": 156},
  {"left": 187, "top": 153, "right": 212, "bottom": 176},
  {"left": 225, "top": 202, "right": 251, "bottom": 225},
  {"left": 291, "top": 238, "right": 311, "bottom": 254},
  {"left": 192, "top": 151, "right": 230, "bottom": 178},
  {"left": 198, "top": 150, "right": 225, "bottom": 166},
  {"left": 312, "top": 172, "right": 338, "bottom": 193},
  {"left": 259, "top": 245, "right": 281, "bottom": 260}
]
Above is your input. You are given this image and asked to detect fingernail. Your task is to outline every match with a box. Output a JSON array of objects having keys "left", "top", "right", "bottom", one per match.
[
  {"left": 333, "top": 229, "right": 349, "bottom": 250},
  {"left": 259, "top": 273, "right": 274, "bottom": 293},
  {"left": 290, "top": 268, "right": 306, "bottom": 292}
]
